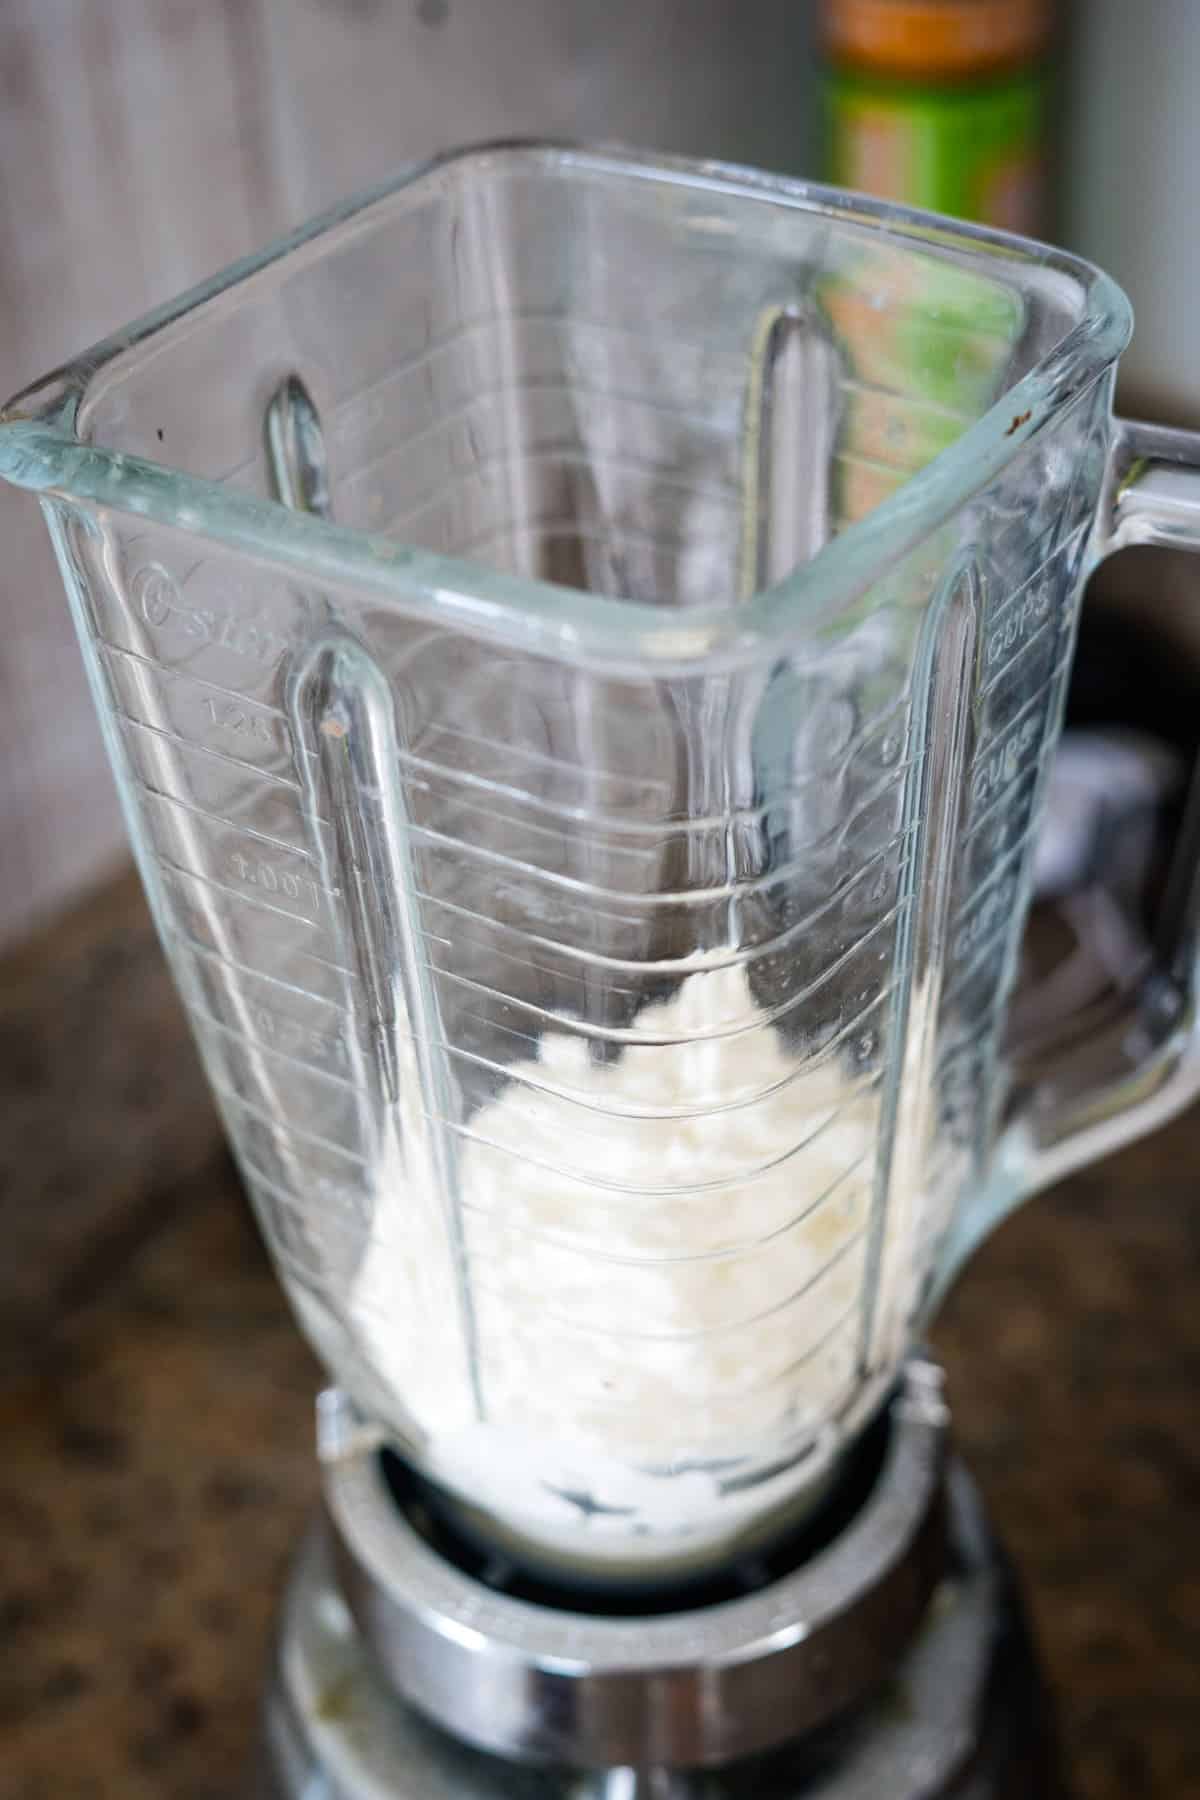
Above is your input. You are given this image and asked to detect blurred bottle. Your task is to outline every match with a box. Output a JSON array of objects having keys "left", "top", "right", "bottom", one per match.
[{"left": 820, "top": 0, "right": 1057, "bottom": 234}]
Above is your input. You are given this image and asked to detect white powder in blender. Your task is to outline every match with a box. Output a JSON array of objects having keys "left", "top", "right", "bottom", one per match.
[
  {"left": 351, "top": 959, "right": 894, "bottom": 1573},
  {"left": 341, "top": 957, "right": 906, "bottom": 1576}
]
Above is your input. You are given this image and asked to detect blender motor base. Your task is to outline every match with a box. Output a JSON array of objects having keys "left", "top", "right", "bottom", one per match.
[{"left": 262, "top": 1462, "right": 1062, "bottom": 1799}]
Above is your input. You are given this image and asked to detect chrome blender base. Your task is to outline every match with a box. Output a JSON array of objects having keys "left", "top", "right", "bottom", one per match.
[
  {"left": 263, "top": 1469, "right": 1057, "bottom": 1799},
  {"left": 262, "top": 1385, "right": 1062, "bottom": 1797}
]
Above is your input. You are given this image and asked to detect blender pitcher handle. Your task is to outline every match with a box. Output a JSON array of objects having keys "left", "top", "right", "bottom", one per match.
[
  {"left": 1012, "top": 417, "right": 1200, "bottom": 1193},
  {"left": 937, "top": 418, "right": 1200, "bottom": 1292}
]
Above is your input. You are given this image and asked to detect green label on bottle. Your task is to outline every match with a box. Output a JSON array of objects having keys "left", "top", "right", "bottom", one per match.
[{"left": 823, "top": 67, "right": 1048, "bottom": 235}]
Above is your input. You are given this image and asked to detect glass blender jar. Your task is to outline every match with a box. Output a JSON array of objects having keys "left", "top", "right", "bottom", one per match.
[{"left": 5, "top": 144, "right": 1200, "bottom": 1796}]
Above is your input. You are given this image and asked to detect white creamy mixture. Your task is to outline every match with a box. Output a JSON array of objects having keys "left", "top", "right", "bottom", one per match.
[{"left": 350, "top": 961, "right": 904, "bottom": 1570}]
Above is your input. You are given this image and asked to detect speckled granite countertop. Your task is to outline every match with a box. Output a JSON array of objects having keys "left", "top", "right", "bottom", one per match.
[{"left": 1, "top": 871, "right": 1197, "bottom": 1800}]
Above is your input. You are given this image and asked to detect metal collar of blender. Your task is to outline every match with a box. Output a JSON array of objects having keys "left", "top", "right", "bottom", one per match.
[
  {"left": 318, "top": 1362, "right": 952, "bottom": 1772},
  {"left": 269, "top": 1468, "right": 1055, "bottom": 1800}
]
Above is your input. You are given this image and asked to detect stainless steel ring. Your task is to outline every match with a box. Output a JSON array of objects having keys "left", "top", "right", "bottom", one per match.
[{"left": 320, "top": 1361, "right": 950, "bottom": 1771}]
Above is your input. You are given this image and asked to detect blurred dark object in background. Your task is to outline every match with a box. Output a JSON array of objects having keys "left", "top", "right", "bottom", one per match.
[
  {"left": 1066, "top": 594, "right": 1200, "bottom": 759},
  {"left": 1014, "top": 594, "right": 1200, "bottom": 1058}
]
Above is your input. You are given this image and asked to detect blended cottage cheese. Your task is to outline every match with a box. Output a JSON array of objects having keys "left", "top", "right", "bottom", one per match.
[{"left": 347, "top": 960, "right": 923, "bottom": 1575}]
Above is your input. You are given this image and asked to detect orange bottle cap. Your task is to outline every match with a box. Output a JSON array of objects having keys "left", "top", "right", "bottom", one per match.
[{"left": 821, "top": 0, "right": 1054, "bottom": 80}]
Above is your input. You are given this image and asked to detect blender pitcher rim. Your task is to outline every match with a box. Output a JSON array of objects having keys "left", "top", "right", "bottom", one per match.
[{"left": 0, "top": 138, "right": 1133, "bottom": 671}]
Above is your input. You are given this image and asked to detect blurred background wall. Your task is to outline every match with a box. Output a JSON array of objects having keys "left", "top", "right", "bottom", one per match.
[
  {"left": 1066, "top": 0, "right": 1200, "bottom": 418},
  {"left": 0, "top": 0, "right": 1196, "bottom": 945}
]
